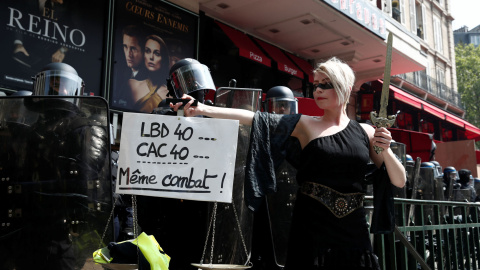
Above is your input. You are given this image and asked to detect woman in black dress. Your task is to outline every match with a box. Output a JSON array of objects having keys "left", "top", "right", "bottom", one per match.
[{"left": 171, "top": 57, "right": 406, "bottom": 269}]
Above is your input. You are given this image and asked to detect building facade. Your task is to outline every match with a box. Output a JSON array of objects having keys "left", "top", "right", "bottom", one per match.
[{"left": 454, "top": 25, "right": 480, "bottom": 47}]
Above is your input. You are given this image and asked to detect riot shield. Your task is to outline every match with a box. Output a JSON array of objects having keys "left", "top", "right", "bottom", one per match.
[
  {"left": 453, "top": 189, "right": 473, "bottom": 202},
  {"left": 265, "top": 158, "right": 298, "bottom": 267},
  {"left": 0, "top": 96, "right": 113, "bottom": 269},
  {"left": 406, "top": 157, "right": 421, "bottom": 226},
  {"left": 452, "top": 189, "right": 474, "bottom": 216},
  {"left": 417, "top": 166, "right": 435, "bottom": 224},
  {"left": 433, "top": 176, "right": 447, "bottom": 222},
  {"left": 203, "top": 87, "right": 262, "bottom": 265}
]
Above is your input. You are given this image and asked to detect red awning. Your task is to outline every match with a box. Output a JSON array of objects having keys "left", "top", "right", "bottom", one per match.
[
  {"left": 287, "top": 53, "right": 315, "bottom": 83},
  {"left": 465, "top": 122, "right": 480, "bottom": 141},
  {"left": 381, "top": 80, "right": 480, "bottom": 141},
  {"left": 422, "top": 102, "right": 446, "bottom": 120},
  {"left": 389, "top": 84, "right": 422, "bottom": 109},
  {"left": 445, "top": 113, "right": 466, "bottom": 128},
  {"left": 216, "top": 22, "right": 271, "bottom": 67},
  {"left": 254, "top": 38, "right": 303, "bottom": 79}
]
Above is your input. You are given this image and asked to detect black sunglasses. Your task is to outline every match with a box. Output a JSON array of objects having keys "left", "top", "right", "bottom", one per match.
[{"left": 313, "top": 82, "right": 334, "bottom": 90}]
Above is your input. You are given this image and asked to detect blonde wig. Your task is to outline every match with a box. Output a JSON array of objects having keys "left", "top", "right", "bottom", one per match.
[{"left": 314, "top": 57, "right": 355, "bottom": 110}]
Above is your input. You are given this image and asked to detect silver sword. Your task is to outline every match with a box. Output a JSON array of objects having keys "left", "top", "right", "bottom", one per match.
[{"left": 370, "top": 32, "right": 396, "bottom": 154}]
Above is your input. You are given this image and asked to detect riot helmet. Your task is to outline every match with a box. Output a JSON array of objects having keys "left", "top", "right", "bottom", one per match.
[
  {"left": 167, "top": 58, "right": 216, "bottom": 99},
  {"left": 458, "top": 169, "right": 472, "bottom": 186},
  {"left": 32, "top": 62, "right": 85, "bottom": 97},
  {"left": 264, "top": 86, "right": 298, "bottom": 115},
  {"left": 430, "top": 160, "right": 443, "bottom": 178},
  {"left": 420, "top": 162, "right": 434, "bottom": 168},
  {"left": 443, "top": 166, "right": 458, "bottom": 182},
  {"left": 405, "top": 154, "right": 414, "bottom": 166},
  {"left": 474, "top": 178, "right": 480, "bottom": 194},
  {"left": 475, "top": 178, "right": 480, "bottom": 185}
]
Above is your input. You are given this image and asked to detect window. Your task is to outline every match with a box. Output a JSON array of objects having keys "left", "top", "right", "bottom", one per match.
[
  {"left": 409, "top": 0, "right": 416, "bottom": 33},
  {"left": 400, "top": 0, "right": 405, "bottom": 24},
  {"left": 471, "top": 34, "right": 480, "bottom": 47},
  {"left": 433, "top": 16, "right": 443, "bottom": 53},
  {"left": 415, "top": 2, "right": 425, "bottom": 39},
  {"left": 392, "top": 0, "right": 402, "bottom": 23},
  {"left": 421, "top": 4, "right": 427, "bottom": 41},
  {"left": 436, "top": 67, "right": 446, "bottom": 97},
  {"left": 436, "top": 67, "right": 445, "bottom": 84}
]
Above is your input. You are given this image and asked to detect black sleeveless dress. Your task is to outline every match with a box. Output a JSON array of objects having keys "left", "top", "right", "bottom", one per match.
[{"left": 284, "top": 119, "right": 381, "bottom": 270}]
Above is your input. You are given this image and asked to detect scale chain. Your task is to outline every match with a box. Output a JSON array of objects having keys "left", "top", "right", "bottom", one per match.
[
  {"left": 98, "top": 194, "right": 120, "bottom": 249},
  {"left": 200, "top": 201, "right": 218, "bottom": 264},
  {"left": 131, "top": 195, "right": 141, "bottom": 267},
  {"left": 209, "top": 202, "right": 218, "bottom": 265},
  {"left": 232, "top": 202, "right": 251, "bottom": 265}
]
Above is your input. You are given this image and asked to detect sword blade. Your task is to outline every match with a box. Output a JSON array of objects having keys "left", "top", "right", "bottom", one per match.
[{"left": 379, "top": 32, "right": 393, "bottom": 118}]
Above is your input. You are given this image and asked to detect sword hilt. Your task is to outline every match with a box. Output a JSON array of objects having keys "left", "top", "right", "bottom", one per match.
[{"left": 370, "top": 111, "right": 396, "bottom": 154}]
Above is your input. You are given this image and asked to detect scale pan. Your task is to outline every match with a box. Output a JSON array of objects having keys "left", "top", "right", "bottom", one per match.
[
  {"left": 191, "top": 263, "right": 251, "bottom": 270},
  {"left": 101, "top": 263, "right": 138, "bottom": 270}
]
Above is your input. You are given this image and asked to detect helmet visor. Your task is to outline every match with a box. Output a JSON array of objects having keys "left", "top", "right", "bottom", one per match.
[
  {"left": 33, "top": 70, "right": 84, "bottom": 97},
  {"left": 267, "top": 97, "right": 297, "bottom": 114},
  {"left": 170, "top": 63, "right": 215, "bottom": 97},
  {"left": 448, "top": 171, "right": 459, "bottom": 180}
]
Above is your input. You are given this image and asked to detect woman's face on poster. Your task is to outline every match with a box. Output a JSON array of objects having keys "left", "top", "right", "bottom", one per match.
[{"left": 144, "top": 39, "right": 162, "bottom": 72}]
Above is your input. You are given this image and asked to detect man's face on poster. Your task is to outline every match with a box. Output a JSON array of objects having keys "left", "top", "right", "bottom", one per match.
[{"left": 123, "top": 35, "right": 143, "bottom": 71}]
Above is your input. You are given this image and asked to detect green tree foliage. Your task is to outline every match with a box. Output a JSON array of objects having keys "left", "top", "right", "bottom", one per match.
[{"left": 455, "top": 43, "right": 480, "bottom": 130}]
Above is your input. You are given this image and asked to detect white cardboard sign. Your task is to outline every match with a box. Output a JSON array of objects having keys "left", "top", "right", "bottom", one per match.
[{"left": 116, "top": 113, "right": 239, "bottom": 203}]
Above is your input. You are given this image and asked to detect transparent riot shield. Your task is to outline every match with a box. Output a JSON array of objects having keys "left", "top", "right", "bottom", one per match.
[
  {"left": 417, "top": 166, "right": 435, "bottom": 224},
  {"left": 265, "top": 157, "right": 298, "bottom": 267},
  {"left": 453, "top": 189, "right": 474, "bottom": 216},
  {"left": 433, "top": 176, "right": 447, "bottom": 222},
  {"left": 453, "top": 189, "right": 473, "bottom": 202},
  {"left": 203, "top": 87, "right": 261, "bottom": 265},
  {"left": 0, "top": 96, "right": 113, "bottom": 269},
  {"left": 405, "top": 164, "right": 415, "bottom": 199}
]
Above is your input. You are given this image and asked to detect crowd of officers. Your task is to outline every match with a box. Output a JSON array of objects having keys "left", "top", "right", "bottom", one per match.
[{"left": 405, "top": 156, "right": 479, "bottom": 204}]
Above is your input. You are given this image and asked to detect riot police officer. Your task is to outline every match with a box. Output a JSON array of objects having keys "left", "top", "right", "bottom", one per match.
[
  {"left": 458, "top": 169, "right": 476, "bottom": 202},
  {"left": 263, "top": 86, "right": 298, "bottom": 114},
  {"left": 2, "top": 62, "right": 109, "bottom": 269},
  {"left": 155, "top": 58, "right": 216, "bottom": 115},
  {"left": 167, "top": 58, "right": 216, "bottom": 102},
  {"left": 443, "top": 166, "right": 459, "bottom": 201},
  {"left": 252, "top": 86, "right": 300, "bottom": 269},
  {"left": 430, "top": 160, "right": 443, "bottom": 179}
]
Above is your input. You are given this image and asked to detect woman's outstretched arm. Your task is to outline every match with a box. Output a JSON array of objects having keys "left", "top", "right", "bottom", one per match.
[{"left": 169, "top": 94, "right": 255, "bottom": 126}]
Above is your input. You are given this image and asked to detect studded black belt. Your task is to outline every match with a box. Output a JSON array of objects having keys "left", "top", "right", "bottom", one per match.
[{"left": 300, "top": 182, "right": 365, "bottom": 218}]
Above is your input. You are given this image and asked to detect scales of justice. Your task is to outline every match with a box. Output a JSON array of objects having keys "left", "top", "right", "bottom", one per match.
[{"left": 98, "top": 86, "right": 259, "bottom": 270}]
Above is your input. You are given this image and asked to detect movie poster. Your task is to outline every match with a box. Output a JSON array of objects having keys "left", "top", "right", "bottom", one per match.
[
  {"left": 110, "top": 0, "right": 198, "bottom": 113},
  {"left": 0, "top": 0, "right": 108, "bottom": 96}
]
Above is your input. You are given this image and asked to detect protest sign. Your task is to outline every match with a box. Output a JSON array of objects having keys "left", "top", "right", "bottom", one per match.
[{"left": 116, "top": 113, "right": 239, "bottom": 203}]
